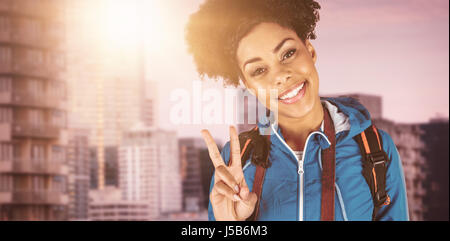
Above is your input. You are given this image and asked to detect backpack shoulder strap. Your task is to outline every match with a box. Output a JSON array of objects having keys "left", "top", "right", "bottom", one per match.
[
  {"left": 353, "top": 124, "right": 391, "bottom": 220},
  {"left": 228, "top": 126, "right": 271, "bottom": 221}
]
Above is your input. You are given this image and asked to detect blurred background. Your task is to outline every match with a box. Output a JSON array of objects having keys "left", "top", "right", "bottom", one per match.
[{"left": 0, "top": 0, "right": 448, "bottom": 221}]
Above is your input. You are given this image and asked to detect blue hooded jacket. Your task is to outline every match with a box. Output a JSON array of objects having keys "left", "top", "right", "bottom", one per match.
[{"left": 208, "top": 97, "right": 409, "bottom": 221}]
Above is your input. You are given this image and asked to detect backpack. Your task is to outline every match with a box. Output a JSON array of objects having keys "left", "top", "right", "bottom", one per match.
[{"left": 228, "top": 122, "right": 391, "bottom": 221}]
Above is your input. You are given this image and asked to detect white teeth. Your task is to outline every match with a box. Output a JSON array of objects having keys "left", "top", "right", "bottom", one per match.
[{"left": 279, "top": 83, "right": 305, "bottom": 100}]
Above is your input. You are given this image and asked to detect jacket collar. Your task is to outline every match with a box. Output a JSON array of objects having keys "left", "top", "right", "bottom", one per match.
[{"left": 256, "top": 96, "right": 372, "bottom": 144}]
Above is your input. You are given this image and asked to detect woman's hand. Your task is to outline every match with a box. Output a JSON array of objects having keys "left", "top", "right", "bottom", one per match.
[{"left": 201, "top": 126, "right": 258, "bottom": 221}]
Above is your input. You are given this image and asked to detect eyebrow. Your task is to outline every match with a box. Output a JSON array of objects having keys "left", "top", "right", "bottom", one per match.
[
  {"left": 242, "top": 37, "right": 295, "bottom": 70},
  {"left": 273, "top": 37, "right": 294, "bottom": 53}
]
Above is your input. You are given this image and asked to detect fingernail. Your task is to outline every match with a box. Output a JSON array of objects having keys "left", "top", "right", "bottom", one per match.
[
  {"left": 233, "top": 194, "right": 242, "bottom": 201},
  {"left": 234, "top": 185, "right": 240, "bottom": 193}
]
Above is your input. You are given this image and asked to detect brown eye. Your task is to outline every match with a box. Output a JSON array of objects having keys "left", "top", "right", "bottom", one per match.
[
  {"left": 282, "top": 49, "right": 296, "bottom": 60},
  {"left": 252, "top": 68, "right": 266, "bottom": 77}
]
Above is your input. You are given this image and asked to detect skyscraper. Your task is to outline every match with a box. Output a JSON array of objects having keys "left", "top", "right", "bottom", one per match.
[
  {"left": 118, "top": 124, "right": 181, "bottom": 219},
  {"left": 67, "top": 128, "right": 90, "bottom": 220},
  {"left": 0, "top": 0, "right": 68, "bottom": 220},
  {"left": 65, "top": 0, "right": 154, "bottom": 190},
  {"left": 419, "top": 118, "right": 449, "bottom": 221},
  {"left": 179, "top": 137, "right": 206, "bottom": 212}
]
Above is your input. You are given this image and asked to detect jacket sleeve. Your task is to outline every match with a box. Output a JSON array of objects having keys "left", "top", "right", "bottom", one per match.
[
  {"left": 208, "top": 141, "right": 231, "bottom": 221},
  {"left": 375, "top": 130, "right": 410, "bottom": 221}
]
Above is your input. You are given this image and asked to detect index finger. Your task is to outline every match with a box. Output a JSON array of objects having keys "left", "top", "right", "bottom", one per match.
[
  {"left": 229, "top": 125, "right": 242, "bottom": 169},
  {"left": 201, "top": 129, "right": 225, "bottom": 168}
]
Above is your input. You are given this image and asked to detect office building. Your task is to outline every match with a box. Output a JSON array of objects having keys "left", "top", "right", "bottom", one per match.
[
  {"left": 0, "top": 0, "right": 68, "bottom": 220},
  {"left": 119, "top": 124, "right": 181, "bottom": 219}
]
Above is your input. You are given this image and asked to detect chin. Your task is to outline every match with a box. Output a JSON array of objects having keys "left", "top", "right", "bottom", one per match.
[{"left": 279, "top": 100, "right": 314, "bottom": 119}]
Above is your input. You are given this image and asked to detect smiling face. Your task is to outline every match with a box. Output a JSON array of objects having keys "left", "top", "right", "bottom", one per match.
[{"left": 236, "top": 22, "right": 321, "bottom": 121}]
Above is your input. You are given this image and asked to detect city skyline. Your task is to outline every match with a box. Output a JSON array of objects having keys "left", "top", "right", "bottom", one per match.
[{"left": 1, "top": 0, "right": 448, "bottom": 221}]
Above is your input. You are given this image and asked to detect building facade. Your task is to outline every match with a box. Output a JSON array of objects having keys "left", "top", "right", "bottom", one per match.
[
  {"left": 65, "top": 0, "right": 156, "bottom": 191},
  {"left": 88, "top": 186, "right": 149, "bottom": 221},
  {"left": 89, "top": 146, "right": 119, "bottom": 190},
  {"left": 179, "top": 137, "right": 206, "bottom": 212},
  {"left": 419, "top": 119, "right": 449, "bottom": 221},
  {"left": 118, "top": 124, "right": 181, "bottom": 219},
  {"left": 0, "top": 0, "right": 68, "bottom": 220},
  {"left": 67, "top": 128, "right": 90, "bottom": 220}
]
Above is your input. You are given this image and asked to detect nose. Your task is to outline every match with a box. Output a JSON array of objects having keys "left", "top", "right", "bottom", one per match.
[{"left": 274, "top": 68, "right": 291, "bottom": 86}]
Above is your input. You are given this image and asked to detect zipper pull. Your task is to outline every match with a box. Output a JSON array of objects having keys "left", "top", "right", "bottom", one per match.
[{"left": 298, "top": 160, "right": 304, "bottom": 174}]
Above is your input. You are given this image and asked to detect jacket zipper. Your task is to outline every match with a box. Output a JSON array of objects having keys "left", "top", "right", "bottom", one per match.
[{"left": 271, "top": 124, "right": 329, "bottom": 221}]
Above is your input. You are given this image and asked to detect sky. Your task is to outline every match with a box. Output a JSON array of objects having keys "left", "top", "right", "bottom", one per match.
[{"left": 140, "top": 0, "right": 449, "bottom": 144}]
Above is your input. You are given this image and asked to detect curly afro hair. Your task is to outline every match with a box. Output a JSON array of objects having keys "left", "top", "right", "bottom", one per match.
[{"left": 185, "top": 0, "right": 321, "bottom": 87}]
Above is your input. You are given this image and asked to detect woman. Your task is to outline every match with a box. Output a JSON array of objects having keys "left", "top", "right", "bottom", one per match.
[{"left": 185, "top": 0, "right": 408, "bottom": 221}]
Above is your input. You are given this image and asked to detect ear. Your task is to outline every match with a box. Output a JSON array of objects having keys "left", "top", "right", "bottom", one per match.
[{"left": 305, "top": 39, "right": 317, "bottom": 64}]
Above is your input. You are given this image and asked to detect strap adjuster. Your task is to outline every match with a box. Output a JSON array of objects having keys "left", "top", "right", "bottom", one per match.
[
  {"left": 366, "top": 151, "right": 388, "bottom": 166},
  {"left": 374, "top": 192, "right": 390, "bottom": 207}
]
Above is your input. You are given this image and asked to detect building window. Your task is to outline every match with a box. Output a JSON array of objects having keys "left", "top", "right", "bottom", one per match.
[
  {"left": 52, "top": 146, "right": 66, "bottom": 163},
  {"left": 0, "top": 16, "right": 10, "bottom": 32},
  {"left": 0, "top": 107, "right": 12, "bottom": 123},
  {"left": 0, "top": 174, "right": 12, "bottom": 191},
  {"left": 0, "top": 143, "right": 13, "bottom": 161},
  {"left": 53, "top": 176, "right": 66, "bottom": 193},
  {"left": 51, "top": 110, "right": 66, "bottom": 127},
  {"left": 27, "top": 49, "right": 44, "bottom": 65},
  {"left": 28, "top": 109, "right": 44, "bottom": 126},
  {"left": 0, "top": 47, "right": 11, "bottom": 63},
  {"left": 32, "top": 175, "right": 45, "bottom": 191},
  {"left": 0, "top": 77, "right": 11, "bottom": 92},
  {"left": 27, "top": 79, "right": 44, "bottom": 97},
  {"left": 31, "top": 144, "right": 46, "bottom": 162}
]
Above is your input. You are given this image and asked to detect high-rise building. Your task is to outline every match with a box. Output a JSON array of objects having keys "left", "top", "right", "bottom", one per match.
[
  {"left": 88, "top": 186, "right": 149, "bottom": 221},
  {"left": 199, "top": 144, "right": 220, "bottom": 210},
  {"left": 89, "top": 146, "right": 119, "bottom": 190},
  {"left": 65, "top": 0, "right": 155, "bottom": 191},
  {"left": 67, "top": 128, "right": 90, "bottom": 220},
  {"left": 0, "top": 0, "right": 69, "bottom": 220},
  {"left": 419, "top": 118, "right": 449, "bottom": 221},
  {"left": 118, "top": 124, "right": 181, "bottom": 219},
  {"left": 179, "top": 138, "right": 207, "bottom": 212}
]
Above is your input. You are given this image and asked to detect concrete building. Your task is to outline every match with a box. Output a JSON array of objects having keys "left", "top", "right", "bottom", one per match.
[
  {"left": 67, "top": 128, "right": 90, "bottom": 220},
  {"left": 0, "top": 0, "right": 69, "bottom": 220},
  {"left": 89, "top": 146, "right": 119, "bottom": 190},
  {"left": 65, "top": 0, "right": 156, "bottom": 191},
  {"left": 179, "top": 138, "right": 207, "bottom": 212},
  {"left": 199, "top": 145, "right": 219, "bottom": 210},
  {"left": 88, "top": 186, "right": 149, "bottom": 221},
  {"left": 419, "top": 118, "right": 449, "bottom": 221},
  {"left": 118, "top": 124, "right": 181, "bottom": 219}
]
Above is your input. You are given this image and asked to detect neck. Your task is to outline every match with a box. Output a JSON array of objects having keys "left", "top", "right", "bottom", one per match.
[{"left": 277, "top": 98, "right": 324, "bottom": 151}]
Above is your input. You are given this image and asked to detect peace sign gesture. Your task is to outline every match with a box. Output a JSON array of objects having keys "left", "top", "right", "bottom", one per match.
[{"left": 201, "top": 126, "right": 258, "bottom": 221}]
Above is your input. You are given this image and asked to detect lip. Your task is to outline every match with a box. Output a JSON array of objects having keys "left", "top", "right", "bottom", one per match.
[
  {"left": 278, "top": 81, "right": 306, "bottom": 99},
  {"left": 278, "top": 81, "right": 307, "bottom": 105}
]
